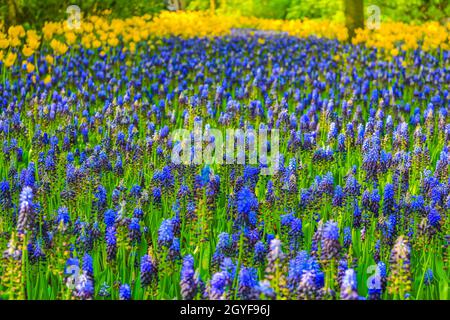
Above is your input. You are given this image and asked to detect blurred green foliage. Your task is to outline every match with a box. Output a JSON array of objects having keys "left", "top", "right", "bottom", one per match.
[
  {"left": 189, "top": 0, "right": 293, "bottom": 20},
  {"left": 1, "top": 0, "right": 449, "bottom": 31},
  {"left": 370, "top": 0, "right": 450, "bottom": 23},
  {"left": 188, "top": 0, "right": 449, "bottom": 23},
  {"left": 0, "top": 0, "right": 164, "bottom": 30},
  {"left": 286, "top": 0, "right": 344, "bottom": 21}
]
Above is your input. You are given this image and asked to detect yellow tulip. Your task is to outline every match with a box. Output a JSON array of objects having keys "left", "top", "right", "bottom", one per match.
[
  {"left": 9, "top": 37, "right": 21, "bottom": 47},
  {"left": 22, "top": 45, "right": 35, "bottom": 57},
  {"left": 0, "top": 11, "right": 448, "bottom": 56},
  {"left": 92, "top": 40, "right": 102, "bottom": 49},
  {"left": 0, "top": 38, "right": 9, "bottom": 50},
  {"left": 65, "top": 32, "right": 77, "bottom": 45},
  {"left": 26, "top": 62, "right": 35, "bottom": 73},
  {"left": 390, "top": 48, "right": 399, "bottom": 57},
  {"left": 8, "top": 25, "right": 25, "bottom": 38},
  {"left": 45, "top": 55, "right": 54, "bottom": 65},
  {"left": 108, "top": 37, "right": 119, "bottom": 47},
  {"left": 4, "top": 52, "right": 17, "bottom": 68}
]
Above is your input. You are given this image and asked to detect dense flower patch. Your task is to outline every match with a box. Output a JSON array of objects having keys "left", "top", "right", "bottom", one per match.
[
  {"left": 1, "top": 11, "right": 450, "bottom": 68},
  {"left": 0, "top": 13, "right": 449, "bottom": 300}
]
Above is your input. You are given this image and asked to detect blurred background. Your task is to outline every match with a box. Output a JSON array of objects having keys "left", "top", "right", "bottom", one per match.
[{"left": 2, "top": 0, "right": 449, "bottom": 30}]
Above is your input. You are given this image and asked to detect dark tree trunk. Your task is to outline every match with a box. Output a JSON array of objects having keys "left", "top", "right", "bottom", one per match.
[{"left": 344, "top": 0, "right": 364, "bottom": 40}]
